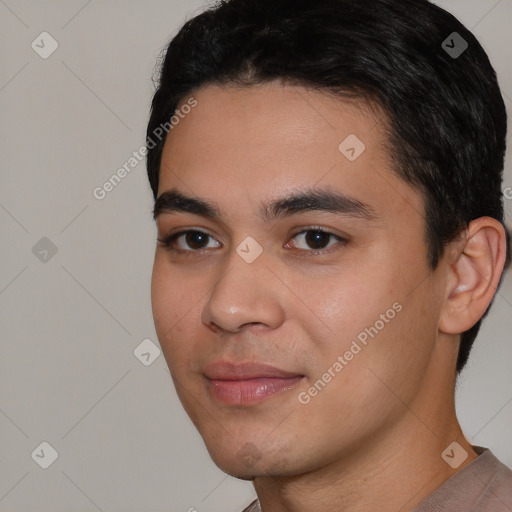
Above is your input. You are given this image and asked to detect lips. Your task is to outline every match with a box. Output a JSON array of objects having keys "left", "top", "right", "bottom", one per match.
[
  {"left": 204, "top": 361, "right": 305, "bottom": 405},
  {"left": 204, "top": 361, "right": 303, "bottom": 380}
]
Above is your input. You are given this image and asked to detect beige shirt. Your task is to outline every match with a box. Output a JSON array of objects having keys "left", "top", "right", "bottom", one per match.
[{"left": 241, "top": 447, "right": 512, "bottom": 512}]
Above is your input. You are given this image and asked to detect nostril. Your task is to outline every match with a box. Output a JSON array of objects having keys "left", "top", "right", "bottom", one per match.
[{"left": 205, "top": 321, "right": 224, "bottom": 336}]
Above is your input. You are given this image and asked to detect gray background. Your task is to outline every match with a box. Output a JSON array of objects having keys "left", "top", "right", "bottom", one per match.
[{"left": 0, "top": 1, "right": 511, "bottom": 511}]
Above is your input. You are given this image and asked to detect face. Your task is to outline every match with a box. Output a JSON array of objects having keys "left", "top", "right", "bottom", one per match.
[{"left": 151, "top": 82, "right": 448, "bottom": 479}]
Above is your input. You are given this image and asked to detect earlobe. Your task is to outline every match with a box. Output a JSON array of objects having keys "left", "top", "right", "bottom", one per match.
[{"left": 439, "top": 217, "right": 507, "bottom": 335}]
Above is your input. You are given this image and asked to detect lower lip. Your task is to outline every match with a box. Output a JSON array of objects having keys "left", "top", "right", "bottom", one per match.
[{"left": 207, "top": 376, "right": 304, "bottom": 405}]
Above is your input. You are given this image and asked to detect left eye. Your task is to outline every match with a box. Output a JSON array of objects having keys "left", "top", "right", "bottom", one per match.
[{"left": 287, "top": 229, "right": 345, "bottom": 251}]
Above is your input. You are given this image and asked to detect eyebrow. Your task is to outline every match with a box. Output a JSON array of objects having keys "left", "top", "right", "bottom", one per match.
[{"left": 153, "top": 186, "right": 377, "bottom": 222}]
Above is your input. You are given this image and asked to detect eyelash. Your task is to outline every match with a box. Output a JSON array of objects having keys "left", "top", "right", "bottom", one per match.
[{"left": 156, "top": 227, "right": 348, "bottom": 257}]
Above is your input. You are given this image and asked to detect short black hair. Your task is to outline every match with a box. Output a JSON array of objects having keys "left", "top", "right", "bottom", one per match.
[{"left": 146, "top": 0, "right": 511, "bottom": 373}]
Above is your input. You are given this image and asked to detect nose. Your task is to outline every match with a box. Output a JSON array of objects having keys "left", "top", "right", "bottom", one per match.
[{"left": 201, "top": 247, "right": 286, "bottom": 335}]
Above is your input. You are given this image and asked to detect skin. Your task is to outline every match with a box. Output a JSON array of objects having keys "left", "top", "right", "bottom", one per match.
[{"left": 150, "top": 82, "right": 507, "bottom": 512}]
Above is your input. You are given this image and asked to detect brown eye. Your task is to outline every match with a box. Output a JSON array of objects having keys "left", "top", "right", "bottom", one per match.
[
  {"left": 184, "top": 231, "right": 210, "bottom": 249},
  {"left": 304, "top": 230, "right": 332, "bottom": 249},
  {"left": 157, "top": 230, "right": 221, "bottom": 252},
  {"left": 289, "top": 229, "right": 345, "bottom": 251}
]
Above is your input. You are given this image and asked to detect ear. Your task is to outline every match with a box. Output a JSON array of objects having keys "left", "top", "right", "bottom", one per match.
[{"left": 439, "top": 217, "right": 508, "bottom": 335}]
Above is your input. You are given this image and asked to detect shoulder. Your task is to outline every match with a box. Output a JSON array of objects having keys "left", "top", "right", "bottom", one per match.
[
  {"left": 240, "top": 498, "right": 260, "bottom": 512},
  {"left": 472, "top": 449, "right": 512, "bottom": 510},
  {"left": 413, "top": 447, "right": 512, "bottom": 512}
]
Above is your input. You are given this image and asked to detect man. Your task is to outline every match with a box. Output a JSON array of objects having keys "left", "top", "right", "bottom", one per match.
[{"left": 146, "top": 0, "right": 512, "bottom": 510}]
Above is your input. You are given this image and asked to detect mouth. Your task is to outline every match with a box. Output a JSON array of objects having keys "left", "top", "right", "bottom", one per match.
[{"left": 204, "top": 361, "right": 305, "bottom": 405}]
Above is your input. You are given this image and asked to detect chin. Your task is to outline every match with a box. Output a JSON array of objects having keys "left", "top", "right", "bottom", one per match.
[
  {"left": 209, "top": 443, "right": 307, "bottom": 481},
  {"left": 206, "top": 452, "right": 260, "bottom": 480},
  {"left": 221, "top": 468, "right": 257, "bottom": 481},
  {"left": 213, "top": 458, "right": 284, "bottom": 481}
]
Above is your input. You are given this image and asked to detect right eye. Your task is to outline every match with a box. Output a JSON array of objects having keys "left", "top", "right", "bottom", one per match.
[{"left": 157, "top": 230, "right": 222, "bottom": 253}]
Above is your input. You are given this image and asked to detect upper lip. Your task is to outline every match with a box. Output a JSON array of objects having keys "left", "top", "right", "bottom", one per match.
[{"left": 204, "top": 361, "right": 303, "bottom": 380}]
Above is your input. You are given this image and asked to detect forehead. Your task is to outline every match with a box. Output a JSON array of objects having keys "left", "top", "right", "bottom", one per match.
[
  {"left": 165, "top": 82, "right": 384, "bottom": 168},
  {"left": 158, "top": 82, "right": 424, "bottom": 226}
]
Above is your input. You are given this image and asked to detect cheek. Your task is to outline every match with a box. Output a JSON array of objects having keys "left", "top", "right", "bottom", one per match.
[
  {"left": 288, "top": 264, "right": 397, "bottom": 349},
  {"left": 150, "top": 259, "right": 203, "bottom": 364},
  {"left": 328, "top": 284, "right": 440, "bottom": 416},
  {"left": 290, "top": 306, "right": 426, "bottom": 450},
  {"left": 151, "top": 257, "right": 196, "bottom": 328},
  {"left": 291, "top": 259, "right": 432, "bottom": 389},
  {"left": 151, "top": 262, "right": 176, "bottom": 335}
]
